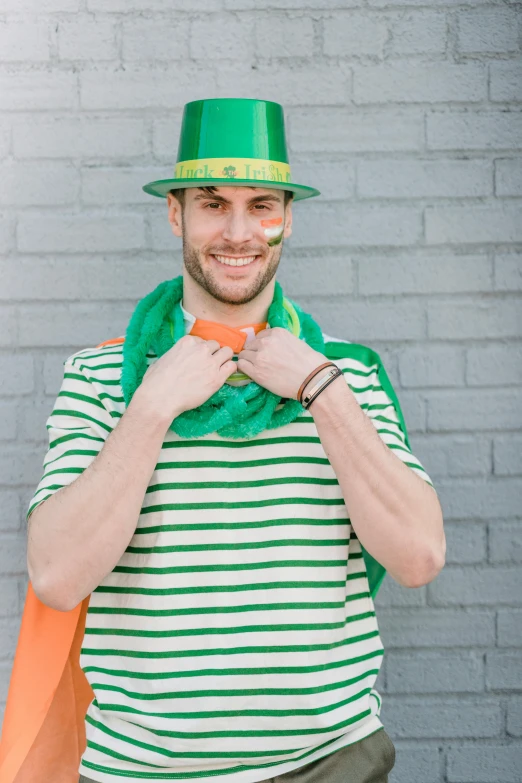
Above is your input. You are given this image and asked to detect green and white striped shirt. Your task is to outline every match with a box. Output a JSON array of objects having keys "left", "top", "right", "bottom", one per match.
[{"left": 27, "top": 328, "right": 433, "bottom": 783}]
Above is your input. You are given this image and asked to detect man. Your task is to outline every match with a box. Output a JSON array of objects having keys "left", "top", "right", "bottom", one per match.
[{"left": 1, "top": 98, "right": 445, "bottom": 783}]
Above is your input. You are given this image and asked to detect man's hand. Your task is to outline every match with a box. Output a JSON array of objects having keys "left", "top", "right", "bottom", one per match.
[
  {"left": 138, "top": 335, "right": 236, "bottom": 421},
  {"left": 236, "top": 327, "right": 329, "bottom": 400}
]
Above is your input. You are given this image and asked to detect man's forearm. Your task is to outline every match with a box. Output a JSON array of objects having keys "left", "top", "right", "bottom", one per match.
[
  {"left": 307, "top": 374, "right": 445, "bottom": 588},
  {"left": 27, "top": 391, "right": 173, "bottom": 612}
]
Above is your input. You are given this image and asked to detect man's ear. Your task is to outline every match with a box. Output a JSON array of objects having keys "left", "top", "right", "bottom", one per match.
[
  {"left": 283, "top": 201, "right": 293, "bottom": 239},
  {"left": 167, "top": 193, "right": 183, "bottom": 238}
]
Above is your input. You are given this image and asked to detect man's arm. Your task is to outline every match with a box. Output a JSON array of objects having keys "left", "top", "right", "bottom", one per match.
[
  {"left": 27, "top": 391, "right": 173, "bottom": 612},
  {"left": 308, "top": 374, "right": 445, "bottom": 589},
  {"left": 230, "top": 324, "right": 445, "bottom": 588},
  {"left": 27, "top": 337, "right": 236, "bottom": 613}
]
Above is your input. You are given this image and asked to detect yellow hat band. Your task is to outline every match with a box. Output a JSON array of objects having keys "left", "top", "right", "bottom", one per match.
[{"left": 174, "top": 158, "right": 292, "bottom": 184}]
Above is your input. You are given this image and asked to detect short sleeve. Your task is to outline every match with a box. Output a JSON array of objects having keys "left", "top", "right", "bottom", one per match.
[
  {"left": 367, "top": 357, "right": 435, "bottom": 490},
  {"left": 26, "top": 357, "right": 114, "bottom": 521}
]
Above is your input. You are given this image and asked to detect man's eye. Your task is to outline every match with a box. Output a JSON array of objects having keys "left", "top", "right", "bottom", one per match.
[{"left": 206, "top": 203, "right": 222, "bottom": 209}]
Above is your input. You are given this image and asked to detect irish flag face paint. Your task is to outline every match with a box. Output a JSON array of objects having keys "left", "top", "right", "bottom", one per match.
[{"left": 261, "top": 217, "right": 284, "bottom": 246}]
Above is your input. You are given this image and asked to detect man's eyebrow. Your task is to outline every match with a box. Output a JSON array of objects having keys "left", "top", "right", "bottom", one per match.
[
  {"left": 193, "top": 192, "right": 282, "bottom": 205},
  {"left": 248, "top": 194, "right": 282, "bottom": 204}
]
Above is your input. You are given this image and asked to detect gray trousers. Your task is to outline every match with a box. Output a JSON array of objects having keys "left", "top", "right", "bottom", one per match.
[{"left": 79, "top": 727, "right": 396, "bottom": 783}]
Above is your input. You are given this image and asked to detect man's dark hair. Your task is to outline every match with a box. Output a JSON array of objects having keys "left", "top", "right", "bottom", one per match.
[{"left": 168, "top": 186, "right": 294, "bottom": 209}]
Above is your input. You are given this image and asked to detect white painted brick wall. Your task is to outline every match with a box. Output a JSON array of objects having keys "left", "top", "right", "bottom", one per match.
[
  {"left": 121, "top": 19, "right": 190, "bottom": 60},
  {"left": 323, "top": 13, "right": 388, "bottom": 57},
  {"left": 353, "top": 62, "right": 487, "bottom": 104},
  {"left": 495, "top": 158, "right": 522, "bottom": 196},
  {"left": 57, "top": 19, "right": 119, "bottom": 61},
  {"left": 387, "top": 11, "right": 447, "bottom": 56},
  {"left": 0, "top": 21, "right": 51, "bottom": 62},
  {"left": 427, "top": 110, "right": 522, "bottom": 150},
  {"left": 254, "top": 15, "right": 315, "bottom": 58},
  {"left": 457, "top": 8, "right": 520, "bottom": 54},
  {"left": 490, "top": 61, "right": 522, "bottom": 102},
  {"left": 1, "top": 1, "right": 521, "bottom": 780}
]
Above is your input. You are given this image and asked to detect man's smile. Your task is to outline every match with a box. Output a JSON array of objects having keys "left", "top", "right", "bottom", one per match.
[{"left": 210, "top": 253, "right": 262, "bottom": 269}]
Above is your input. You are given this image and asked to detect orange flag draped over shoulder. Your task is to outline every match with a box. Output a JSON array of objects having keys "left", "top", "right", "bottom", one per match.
[
  {"left": 0, "top": 337, "right": 127, "bottom": 783},
  {"left": 0, "top": 584, "right": 92, "bottom": 783}
]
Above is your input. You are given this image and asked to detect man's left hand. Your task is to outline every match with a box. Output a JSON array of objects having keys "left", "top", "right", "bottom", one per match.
[{"left": 236, "top": 328, "right": 330, "bottom": 400}]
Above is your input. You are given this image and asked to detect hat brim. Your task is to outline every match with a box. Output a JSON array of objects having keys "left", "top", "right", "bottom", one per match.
[{"left": 142, "top": 178, "right": 320, "bottom": 201}]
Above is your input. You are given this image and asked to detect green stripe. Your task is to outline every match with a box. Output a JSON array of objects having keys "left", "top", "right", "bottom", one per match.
[
  {"left": 146, "top": 476, "right": 339, "bottom": 493},
  {"left": 95, "top": 579, "right": 350, "bottom": 596},
  {"left": 81, "top": 722, "right": 364, "bottom": 779},
  {"left": 85, "top": 739, "right": 163, "bottom": 769},
  {"left": 347, "top": 382, "right": 378, "bottom": 395},
  {"left": 79, "top": 360, "right": 124, "bottom": 371},
  {"left": 162, "top": 436, "right": 321, "bottom": 449},
  {"left": 82, "top": 644, "right": 381, "bottom": 680},
  {"left": 92, "top": 668, "right": 379, "bottom": 704},
  {"left": 63, "top": 370, "right": 91, "bottom": 384},
  {"left": 99, "top": 391, "right": 125, "bottom": 403},
  {"left": 371, "top": 690, "right": 382, "bottom": 710},
  {"left": 44, "top": 448, "right": 99, "bottom": 467},
  {"left": 140, "top": 498, "right": 346, "bottom": 514},
  {"left": 113, "top": 557, "right": 351, "bottom": 576},
  {"left": 372, "top": 414, "right": 401, "bottom": 427},
  {"left": 84, "top": 376, "right": 122, "bottom": 386},
  {"left": 84, "top": 611, "right": 376, "bottom": 638},
  {"left": 30, "top": 483, "right": 68, "bottom": 495},
  {"left": 37, "top": 466, "right": 83, "bottom": 479},
  {"left": 58, "top": 389, "right": 105, "bottom": 410},
  {"left": 125, "top": 537, "right": 351, "bottom": 555},
  {"left": 81, "top": 627, "right": 379, "bottom": 660},
  {"left": 47, "top": 408, "right": 112, "bottom": 433},
  {"left": 71, "top": 346, "right": 124, "bottom": 362},
  {"left": 339, "top": 366, "right": 374, "bottom": 378},
  {"left": 86, "top": 700, "right": 371, "bottom": 758},
  {"left": 88, "top": 592, "right": 367, "bottom": 617},
  {"left": 134, "top": 519, "right": 355, "bottom": 535},
  {"left": 366, "top": 402, "right": 394, "bottom": 413},
  {"left": 48, "top": 431, "right": 104, "bottom": 449},
  {"left": 101, "top": 568, "right": 366, "bottom": 595},
  {"left": 95, "top": 577, "right": 366, "bottom": 600},
  {"left": 156, "top": 456, "right": 331, "bottom": 470}
]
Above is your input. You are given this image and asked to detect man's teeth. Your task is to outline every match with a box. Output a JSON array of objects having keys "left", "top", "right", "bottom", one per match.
[{"left": 214, "top": 255, "right": 257, "bottom": 267}]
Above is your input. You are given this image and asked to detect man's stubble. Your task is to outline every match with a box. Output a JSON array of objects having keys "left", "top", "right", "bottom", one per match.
[{"left": 180, "top": 211, "right": 284, "bottom": 307}]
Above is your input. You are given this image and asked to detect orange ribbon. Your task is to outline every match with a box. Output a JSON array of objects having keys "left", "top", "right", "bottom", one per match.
[{"left": 189, "top": 318, "right": 267, "bottom": 353}]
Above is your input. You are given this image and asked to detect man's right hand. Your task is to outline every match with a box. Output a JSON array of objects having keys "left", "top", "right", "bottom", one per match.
[{"left": 136, "top": 335, "right": 236, "bottom": 423}]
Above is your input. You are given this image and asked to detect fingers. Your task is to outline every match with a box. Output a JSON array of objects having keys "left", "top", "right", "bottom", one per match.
[
  {"left": 216, "top": 345, "right": 234, "bottom": 364},
  {"left": 236, "top": 360, "right": 253, "bottom": 375},
  {"left": 220, "top": 359, "right": 237, "bottom": 380},
  {"left": 237, "top": 349, "right": 255, "bottom": 363},
  {"left": 208, "top": 339, "right": 222, "bottom": 352},
  {"left": 186, "top": 335, "right": 220, "bottom": 352},
  {"left": 240, "top": 342, "right": 260, "bottom": 353}
]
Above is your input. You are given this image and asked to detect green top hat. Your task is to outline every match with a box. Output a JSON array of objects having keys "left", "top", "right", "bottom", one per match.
[{"left": 142, "top": 98, "right": 320, "bottom": 202}]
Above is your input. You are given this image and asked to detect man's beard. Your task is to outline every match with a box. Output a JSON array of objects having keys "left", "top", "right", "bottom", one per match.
[{"left": 181, "top": 222, "right": 283, "bottom": 306}]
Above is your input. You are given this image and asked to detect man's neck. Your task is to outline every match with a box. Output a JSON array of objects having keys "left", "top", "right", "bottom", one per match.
[{"left": 181, "top": 269, "right": 274, "bottom": 326}]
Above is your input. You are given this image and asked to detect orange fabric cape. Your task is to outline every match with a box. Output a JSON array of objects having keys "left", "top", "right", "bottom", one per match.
[
  {"left": 0, "top": 585, "right": 92, "bottom": 783},
  {"left": 0, "top": 325, "right": 386, "bottom": 783}
]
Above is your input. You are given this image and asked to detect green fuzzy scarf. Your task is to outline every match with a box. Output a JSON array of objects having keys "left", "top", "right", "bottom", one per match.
[{"left": 120, "top": 275, "right": 325, "bottom": 440}]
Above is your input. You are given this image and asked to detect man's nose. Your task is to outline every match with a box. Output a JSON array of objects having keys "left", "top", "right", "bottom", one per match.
[{"left": 221, "top": 211, "right": 255, "bottom": 244}]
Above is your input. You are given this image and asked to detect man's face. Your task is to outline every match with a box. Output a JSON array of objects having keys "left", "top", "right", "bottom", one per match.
[{"left": 167, "top": 186, "right": 293, "bottom": 306}]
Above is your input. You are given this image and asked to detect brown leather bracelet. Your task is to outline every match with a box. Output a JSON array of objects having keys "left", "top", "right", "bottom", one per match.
[
  {"left": 297, "top": 362, "right": 337, "bottom": 404},
  {"left": 303, "top": 367, "right": 343, "bottom": 409}
]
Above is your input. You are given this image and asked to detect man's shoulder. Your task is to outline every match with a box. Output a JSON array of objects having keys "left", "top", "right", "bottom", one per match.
[
  {"left": 64, "top": 337, "right": 125, "bottom": 371},
  {"left": 322, "top": 333, "right": 382, "bottom": 371}
]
